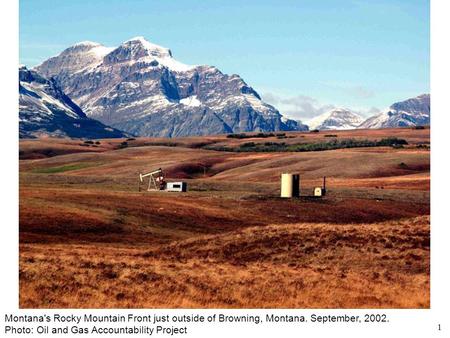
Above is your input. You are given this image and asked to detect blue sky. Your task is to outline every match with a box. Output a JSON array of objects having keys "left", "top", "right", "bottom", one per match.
[{"left": 20, "top": 0, "right": 429, "bottom": 120}]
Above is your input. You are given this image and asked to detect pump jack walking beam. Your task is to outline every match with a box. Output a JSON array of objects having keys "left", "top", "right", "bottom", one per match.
[{"left": 138, "top": 168, "right": 165, "bottom": 191}]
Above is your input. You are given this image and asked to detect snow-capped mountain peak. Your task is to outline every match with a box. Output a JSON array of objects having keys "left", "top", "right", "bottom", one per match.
[
  {"left": 307, "top": 108, "right": 364, "bottom": 130},
  {"left": 124, "top": 36, "right": 172, "bottom": 57},
  {"left": 359, "top": 94, "right": 430, "bottom": 129},
  {"left": 72, "top": 41, "right": 102, "bottom": 47},
  {"left": 33, "top": 36, "right": 308, "bottom": 137},
  {"left": 305, "top": 94, "right": 430, "bottom": 131},
  {"left": 102, "top": 37, "right": 194, "bottom": 72},
  {"left": 35, "top": 41, "right": 114, "bottom": 76},
  {"left": 63, "top": 41, "right": 113, "bottom": 57},
  {"left": 117, "top": 36, "right": 172, "bottom": 59}
]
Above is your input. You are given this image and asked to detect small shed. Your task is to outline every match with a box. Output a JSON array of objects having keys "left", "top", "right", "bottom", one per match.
[
  {"left": 166, "top": 182, "right": 187, "bottom": 192},
  {"left": 314, "top": 187, "right": 323, "bottom": 197}
]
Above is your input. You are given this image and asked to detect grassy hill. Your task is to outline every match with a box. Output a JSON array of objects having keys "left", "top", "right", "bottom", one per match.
[{"left": 19, "top": 127, "right": 430, "bottom": 308}]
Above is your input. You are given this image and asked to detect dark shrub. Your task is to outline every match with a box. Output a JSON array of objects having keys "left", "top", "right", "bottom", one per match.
[{"left": 118, "top": 141, "right": 128, "bottom": 149}]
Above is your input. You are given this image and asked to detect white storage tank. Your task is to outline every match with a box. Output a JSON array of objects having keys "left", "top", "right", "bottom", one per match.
[
  {"left": 280, "top": 173, "right": 300, "bottom": 198},
  {"left": 166, "top": 182, "right": 187, "bottom": 192}
]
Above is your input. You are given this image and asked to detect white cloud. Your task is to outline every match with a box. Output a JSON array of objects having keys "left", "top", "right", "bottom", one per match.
[
  {"left": 366, "top": 106, "right": 381, "bottom": 115},
  {"left": 262, "top": 93, "right": 336, "bottom": 120},
  {"left": 262, "top": 93, "right": 381, "bottom": 121}
]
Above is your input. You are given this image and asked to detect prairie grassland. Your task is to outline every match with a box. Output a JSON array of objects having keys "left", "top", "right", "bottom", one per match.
[
  {"left": 19, "top": 128, "right": 430, "bottom": 308},
  {"left": 20, "top": 216, "right": 429, "bottom": 308}
]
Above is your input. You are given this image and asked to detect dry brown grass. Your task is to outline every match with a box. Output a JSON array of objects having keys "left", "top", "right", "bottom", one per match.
[
  {"left": 19, "top": 186, "right": 429, "bottom": 244},
  {"left": 18, "top": 128, "right": 430, "bottom": 308},
  {"left": 19, "top": 216, "right": 429, "bottom": 308},
  {"left": 19, "top": 127, "right": 429, "bottom": 159}
]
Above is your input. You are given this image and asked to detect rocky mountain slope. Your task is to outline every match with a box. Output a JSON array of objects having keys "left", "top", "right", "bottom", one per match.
[
  {"left": 359, "top": 94, "right": 430, "bottom": 129},
  {"left": 19, "top": 66, "right": 126, "bottom": 139},
  {"left": 306, "top": 108, "right": 364, "bottom": 130},
  {"left": 304, "top": 94, "right": 430, "bottom": 131},
  {"left": 34, "top": 37, "right": 307, "bottom": 137}
]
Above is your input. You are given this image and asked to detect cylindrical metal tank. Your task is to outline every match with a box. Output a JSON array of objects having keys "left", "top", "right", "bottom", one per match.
[
  {"left": 292, "top": 174, "right": 300, "bottom": 197},
  {"left": 281, "top": 173, "right": 300, "bottom": 198}
]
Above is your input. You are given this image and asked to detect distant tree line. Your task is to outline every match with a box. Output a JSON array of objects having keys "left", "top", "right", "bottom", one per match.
[{"left": 205, "top": 137, "right": 408, "bottom": 152}]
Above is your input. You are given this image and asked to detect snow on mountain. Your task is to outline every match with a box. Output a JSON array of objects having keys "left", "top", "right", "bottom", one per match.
[
  {"left": 180, "top": 95, "right": 202, "bottom": 107},
  {"left": 103, "top": 36, "right": 195, "bottom": 72},
  {"left": 359, "top": 94, "right": 430, "bottom": 129},
  {"left": 306, "top": 108, "right": 364, "bottom": 130},
  {"left": 19, "top": 66, "right": 126, "bottom": 139},
  {"left": 34, "top": 37, "right": 308, "bottom": 137},
  {"left": 36, "top": 42, "right": 114, "bottom": 77}
]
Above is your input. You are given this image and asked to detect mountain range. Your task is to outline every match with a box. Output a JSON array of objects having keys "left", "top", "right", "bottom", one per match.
[
  {"left": 305, "top": 94, "right": 430, "bottom": 131},
  {"left": 33, "top": 37, "right": 307, "bottom": 137},
  {"left": 19, "top": 65, "right": 126, "bottom": 139},
  {"left": 359, "top": 94, "right": 430, "bottom": 129},
  {"left": 306, "top": 108, "right": 365, "bottom": 130},
  {"left": 19, "top": 37, "right": 430, "bottom": 138}
]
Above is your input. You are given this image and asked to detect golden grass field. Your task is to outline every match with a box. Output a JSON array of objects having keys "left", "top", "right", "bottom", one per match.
[{"left": 19, "top": 128, "right": 430, "bottom": 308}]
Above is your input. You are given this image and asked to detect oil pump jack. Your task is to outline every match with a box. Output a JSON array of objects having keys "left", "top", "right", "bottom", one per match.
[
  {"left": 138, "top": 168, "right": 166, "bottom": 191},
  {"left": 138, "top": 168, "right": 187, "bottom": 192}
]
